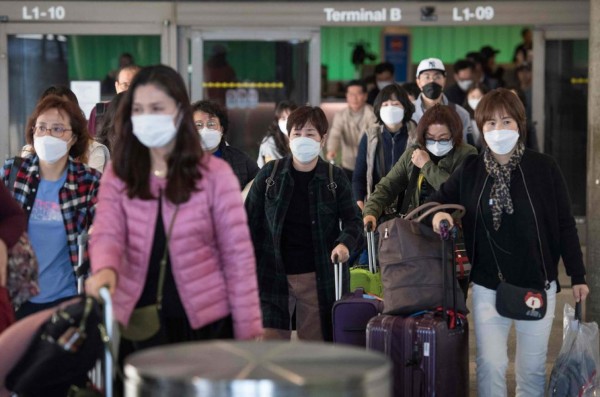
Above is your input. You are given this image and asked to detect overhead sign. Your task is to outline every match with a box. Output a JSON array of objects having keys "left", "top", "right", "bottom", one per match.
[{"left": 323, "top": 7, "right": 402, "bottom": 23}]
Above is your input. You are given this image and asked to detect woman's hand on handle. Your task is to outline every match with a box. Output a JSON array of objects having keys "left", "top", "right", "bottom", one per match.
[
  {"left": 363, "top": 215, "right": 377, "bottom": 232},
  {"left": 85, "top": 268, "right": 117, "bottom": 299},
  {"left": 331, "top": 244, "right": 349, "bottom": 264},
  {"left": 573, "top": 284, "right": 589, "bottom": 303},
  {"left": 432, "top": 212, "right": 454, "bottom": 234}
]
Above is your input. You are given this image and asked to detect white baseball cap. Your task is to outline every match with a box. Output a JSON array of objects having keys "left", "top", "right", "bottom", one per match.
[{"left": 416, "top": 58, "right": 446, "bottom": 77}]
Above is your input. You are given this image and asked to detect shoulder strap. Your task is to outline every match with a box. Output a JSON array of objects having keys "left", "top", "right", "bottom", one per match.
[
  {"left": 264, "top": 159, "right": 280, "bottom": 197},
  {"left": 398, "top": 164, "right": 421, "bottom": 216},
  {"left": 327, "top": 162, "right": 337, "bottom": 199},
  {"left": 376, "top": 132, "right": 385, "bottom": 179},
  {"left": 7, "top": 157, "right": 24, "bottom": 193}
]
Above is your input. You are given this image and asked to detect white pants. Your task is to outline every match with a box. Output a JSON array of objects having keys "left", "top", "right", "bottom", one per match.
[{"left": 472, "top": 281, "right": 557, "bottom": 397}]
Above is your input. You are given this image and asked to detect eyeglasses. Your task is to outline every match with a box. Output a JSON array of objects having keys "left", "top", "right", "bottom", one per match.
[
  {"left": 419, "top": 73, "right": 445, "bottom": 82},
  {"left": 33, "top": 125, "right": 72, "bottom": 138},
  {"left": 195, "top": 121, "right": 219, "bottom": 129}
]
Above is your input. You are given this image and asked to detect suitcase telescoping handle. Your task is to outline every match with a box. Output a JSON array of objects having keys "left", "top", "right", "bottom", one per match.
[
  {"left": 365, "top": 222, "right": 377, "bottom": 274},
  {"left": 439, "top": 219, "right": 460, "bottom": 327},
  {"left": 333, "top": 254, "right": 343, "bottom": 301},
  {"left": 98, "top": 286, "right": 114, "bottom": 397}
]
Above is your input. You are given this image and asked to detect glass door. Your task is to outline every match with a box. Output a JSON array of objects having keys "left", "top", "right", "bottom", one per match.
[
  {"left": 187, "top": 29, "right": 320, "bottom": 161},
  {"left": 7, "top": 33, "right": 161, "bottom": 156},
  {"left": 543, "top": 38, "right": 588, "bottom": 216}
]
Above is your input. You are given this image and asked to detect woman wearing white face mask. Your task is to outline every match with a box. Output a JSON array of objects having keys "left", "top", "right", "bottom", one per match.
[
  {"left": 85, "top": 65, "right": 262, "bottom": 361},
  {"left": 191, "top": 100, "right": 259, "bottom": 190},
  {"left": 2, "top": 95, "right": 101, "bottom": 319},
  {"left": 363, "top": 104, "right": 477, "bottom": 297},
  {"left": 464, "top": 82, "right": 490, "bottom": 151},
  {"left": 257, "top": 100, "right": 298, "bottom": 168},
  {"left": 353, "top": 84, "right": 417, "bottom": 214},
  {"left": 430, "top": 88, "right": 588, "bottom": 397},
  {"left": 245, "top": 106, "right": 362, "bottom": 342},
  {"left": 363, "top": 104, "right": 477, "bottom": 221}
]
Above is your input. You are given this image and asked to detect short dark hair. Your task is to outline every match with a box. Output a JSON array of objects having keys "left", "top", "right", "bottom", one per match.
[
  {"left": 374, "top": 62, "right": 395, "bottom": 75},
  {"left": 475, "top": 88, "right": 527, "bottom": 145},
  {"left": 373, "top": 84, "right": 415, "bottom": 126},
  {"left": 453, "top": 59, "right": 475, "bottom": 74},
  {"left": 112, "top": 64, "right": 203, "bottom": 204},
  {"left": 466, "top": 51, "right": 484, "bottom": 66},
  {"left": 191, "top": 100, "right": 229, "bottom": 136},
  {"left": 40, "top": 85, "right": 79, "bottom": 105},
  {"left": 26, "top": 95, "right": 90, "bottom": 160},
  {"left": 402, "top": 82, "right": 421, "bottom": 99},
  {"left": 287, "top": 106, "right": 329, "bottom": 138},
  {"left": 346, "top": 79, "right": 367, "bottom": 93},
  {"left": 415, "top": 104, "right": 463, "bottom": 147}
]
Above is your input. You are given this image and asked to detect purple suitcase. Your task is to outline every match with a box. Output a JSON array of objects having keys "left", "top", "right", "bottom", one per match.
[
  {"left": 332, "top": 287, "right": 384, "bottom": 346},
  {"left": 366, "top": 220, "right": 469, "bottom": 396},
  {"left": 367, "top": 312, "right": 468, "bottom": 397}
]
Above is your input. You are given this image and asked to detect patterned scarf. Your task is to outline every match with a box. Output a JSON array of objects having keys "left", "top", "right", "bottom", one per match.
[{"left": 483, "top": 142, "right": 525, "bottom": 230}]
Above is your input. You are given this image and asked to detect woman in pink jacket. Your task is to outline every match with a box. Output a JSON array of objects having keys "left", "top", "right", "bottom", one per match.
[{"left": 85, "top": 65, "right": 263, "bottom": 352}]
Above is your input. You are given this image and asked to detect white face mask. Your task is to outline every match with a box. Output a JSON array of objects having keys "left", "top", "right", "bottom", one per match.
[
  {"left": 377, "top": 81, "right": 393, "bottom": 91},
  {"left": 132, "top": 114, "right": 178, "bottom": 148},
  {"left": 199, "top": 128, "right": 223, "bottom": 151},
  {"left": 379, "top": 106, "right": 404, "bottom": 126},
  {"left": 457, "top": 79, "right": 473, "bottom": 92},
  {"left": 484, "top": 129, "right": 520, "bottom": 155},
  {"left": 34, "top": 135, "right": 69, "bottom": 164},
  {"left": 426, "top": 139, "right": 454, "bottom": 157},
  {"left": 278, "top": 119, "right": 288, "bottom": 136},
  {"left": 468, "top": 98, "right": 481, "bottom": 110},
  {"left": 289, "top": 136, "right": 322, "bottom": 164}
]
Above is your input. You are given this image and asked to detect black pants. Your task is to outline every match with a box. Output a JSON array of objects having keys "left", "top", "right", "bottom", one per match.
[{"left": 15, "top": 295, "right": 76, "bottom": 320}]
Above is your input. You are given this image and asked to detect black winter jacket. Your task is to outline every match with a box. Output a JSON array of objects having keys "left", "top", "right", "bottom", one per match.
[{"left": 430, "top": 150, "right": 586, "bottom": 291}]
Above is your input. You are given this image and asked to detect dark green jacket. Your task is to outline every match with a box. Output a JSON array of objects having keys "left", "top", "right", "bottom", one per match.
[
  {"left": 363, "top": 143, "right": 477, "bottom": 220},
  {"left": 244, "top": 156, "right": 362, "bottom": 341}
]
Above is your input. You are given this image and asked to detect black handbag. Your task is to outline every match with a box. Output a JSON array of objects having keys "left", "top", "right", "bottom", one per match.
[
  {"left": 6, "top": 296, "right": 104, "bottom": 396},
  {"left": 495, "top": 281, "right": 547, "bottom": 320},
  {"left": 477, "top": 196, "right": 550, "bottom": 321},
  {"left": 378, "top": 202, "right": 468, "bottom": 315}
]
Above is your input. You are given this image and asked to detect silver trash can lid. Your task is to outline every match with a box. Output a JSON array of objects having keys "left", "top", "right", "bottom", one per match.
[{"left": 125, "top": 341, "right": 391, "bottom": 397}]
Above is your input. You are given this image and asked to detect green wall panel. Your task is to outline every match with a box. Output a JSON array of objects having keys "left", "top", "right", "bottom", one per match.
[
  {"left": 68, "top": 35, "right": 161, "bottom": 80},
  {"left": 322, "top": 25, "right": 526, "bottom": 82},
  {"left": 204, "top": 42, "right": 276, "bottom": 81},
  {"left": 321, "top": 26, "right": 382, "bottom": 81}
]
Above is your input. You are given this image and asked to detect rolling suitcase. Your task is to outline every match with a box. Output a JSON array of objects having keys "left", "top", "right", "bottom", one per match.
[
  {"left": 332, "top": 257, "right": 384, "bottom": 347},
  {"left": 366, "top": 220, "right": 469, "bottom": 397}
]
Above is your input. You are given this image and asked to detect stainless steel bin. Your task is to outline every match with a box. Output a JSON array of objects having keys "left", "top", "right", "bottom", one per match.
[{"left": 124, "top": 341, "right": 391, "bottom": 397}]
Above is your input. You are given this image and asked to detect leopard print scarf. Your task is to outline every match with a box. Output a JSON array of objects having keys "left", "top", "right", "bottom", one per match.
[{"left": 483, "top": 142, "right": 525, "bottom": 230}]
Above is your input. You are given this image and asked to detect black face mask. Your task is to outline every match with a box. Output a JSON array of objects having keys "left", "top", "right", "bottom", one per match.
[{"left": 422, "top": 82, "right": 443, "bottom": 100}]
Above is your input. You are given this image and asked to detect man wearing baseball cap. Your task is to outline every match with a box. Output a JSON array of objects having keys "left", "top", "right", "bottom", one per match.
[{"left": 413, "top": 57, "right": 474, "bottom": 144}]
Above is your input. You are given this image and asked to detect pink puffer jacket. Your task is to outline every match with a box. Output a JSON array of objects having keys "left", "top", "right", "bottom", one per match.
[{"left": 90, "top": 156, "right": 262, "bottom": 340}]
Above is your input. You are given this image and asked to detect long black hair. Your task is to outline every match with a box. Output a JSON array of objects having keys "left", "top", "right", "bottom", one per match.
[
  {"left": 112, "top": 64, "right": 203, "bottom": 204},
  {"left": 264, "top": 100, "right": 297, "bottom": 157}
]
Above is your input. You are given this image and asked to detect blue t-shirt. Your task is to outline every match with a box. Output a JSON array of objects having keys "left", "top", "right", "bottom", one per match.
[{"left": 28, "top": 171, "right": 77, "bottom": 303}]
